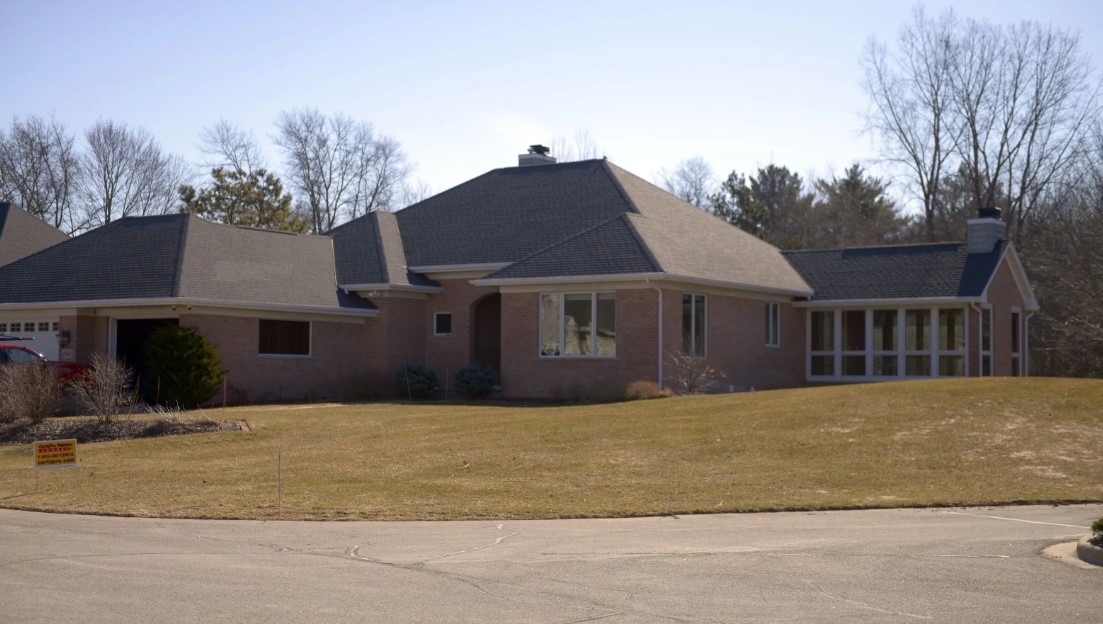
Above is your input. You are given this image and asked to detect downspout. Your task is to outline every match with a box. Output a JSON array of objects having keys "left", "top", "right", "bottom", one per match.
[
  {"left": 647, "top": 278, "right": 663, "bottom": 388},
  {"left": 970, "top": 302, "right": 983, "bottom": 377}
]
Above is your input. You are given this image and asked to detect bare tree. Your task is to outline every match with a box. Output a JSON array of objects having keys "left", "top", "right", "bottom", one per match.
[
  {"left": 863, "top": 7, "right": 956, "bottom": 242},
  {"left": 551, "top": 129, "right": 605, "bottom": 162},
  {"left": 198, "top": 119, "right": 266, "bottom": 173},
  {"left": 82, "top": 119, "right": 189, "bottom": 227},
  {"left": 274, "top": 108, "right": 411, "bottom": 231},
  {"left": 864, "top": 8, "right": 1101, "bottom": 243},
  {"left": 948, "top": 19, "right": 1101, "bottom": 241},
  {"left": 1024, "top": 124, "right": 1103, "bottom": 377},
  {"left": 657, "top": 157, "right": 714, "bottom": 208},
  {"left": 0, "top": 114, "right": 81, "bottom": 232}
]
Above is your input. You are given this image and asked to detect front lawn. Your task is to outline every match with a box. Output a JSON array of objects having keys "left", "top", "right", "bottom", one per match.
[{"left": 0, "top": 378, "right": 1100, "bottom": 520}]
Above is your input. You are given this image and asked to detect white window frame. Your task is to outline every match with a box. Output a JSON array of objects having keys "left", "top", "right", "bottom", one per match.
[
  {"left": 980, "top": 305, "right": 993, "bottom": 377},
  {"left": 807, "top": 306, "right": 970, "bottom": 382},
  {"left": 1010, "top": 307, "right": 1022, "bottom": 376},
  {"left": 433, "top": 312, "right": 453, "bottom": 336},
  {"left": 682, "top": 293, "right": 707, "bottom": 357},
  {"left": 936, "top": 308, "right": 966, "bottom": 377},
  {"left": 765, "top": 302, "right": 781, "bottom": 348},
  {"left": 538, "top": 292, "right": 616, "bottom": 359},
  {"left": 808, "top": 310, "right": 835, "bottom": 377}
]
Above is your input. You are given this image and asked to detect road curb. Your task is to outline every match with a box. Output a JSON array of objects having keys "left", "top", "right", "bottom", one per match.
[{"left": 1076, "top": 536, "right": 1103, "bottom": 567}]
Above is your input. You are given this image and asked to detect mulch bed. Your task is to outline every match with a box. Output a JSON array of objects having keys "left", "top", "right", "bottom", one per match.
[{"left": 0, "top": 417, "right": 247, "bottom": 445}]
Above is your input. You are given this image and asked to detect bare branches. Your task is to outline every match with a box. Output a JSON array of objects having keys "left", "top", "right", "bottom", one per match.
[
  {"left": 82, "top": 119, "right": 189, "bottom": 227},
  {"left": 864, "top": 8, "right": 1101, "bottom": 243},
  {"left": 198, "top": 119, "right": 265, "bottom": 173},
  {"left": 862, "top": 7, "right": 955, "bottom": 242},
  {"left": 658, "top": 157, "right": 714, "bottom": 208},
  {"left": 551, "top": 129, "right": 604, "bottom": 162},
  {"left": 0, "top": 114, "right": 81, "bottom": 231},
  {"left": 274, "top": 109, "right": 411, "bottom": 232}
]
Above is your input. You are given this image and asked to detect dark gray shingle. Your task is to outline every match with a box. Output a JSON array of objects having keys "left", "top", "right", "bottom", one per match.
[{"left": 783, "top": 242, "right": 1007, "bottom": 301}]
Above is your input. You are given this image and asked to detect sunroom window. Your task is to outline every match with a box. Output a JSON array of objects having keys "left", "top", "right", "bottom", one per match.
[
  {"left": 937, "top": 309, "right": 965, "bottom": 376},
  {"left": 809, "top": 307, "right": 968, "bottom": 380}
]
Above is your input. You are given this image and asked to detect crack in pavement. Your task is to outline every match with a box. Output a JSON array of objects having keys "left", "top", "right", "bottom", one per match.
[
  {"left": 422, "top": 523, "right": 519, "bottom": 563},
  {"left": 806, "top": 580, "right": 932, "bottom": 620}
]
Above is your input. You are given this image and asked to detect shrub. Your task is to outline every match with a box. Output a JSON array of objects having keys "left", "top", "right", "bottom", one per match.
[
  {"left": 665, "top": 351, "right": 726, "bottom": 395},
  {"left": 395, "top": 364, "right": 439, "bottom": 399},
  {"left": 455, "top": 366, "right": 497, "bottom": 400},
  {"left": 0, "top": 362, "right": 64, "bottom": 423},
  {"left": 625, "top": 380, "right": 673, "bottom": 401},
  {"left": 1092, "top": 518, "right": 1103, "bottom": 547},
  {"left": 144, "top": 326, "right": 224, "bottom": 409},
  {"left": 68, "top": 354, "right": 137, "bottom": 423}
]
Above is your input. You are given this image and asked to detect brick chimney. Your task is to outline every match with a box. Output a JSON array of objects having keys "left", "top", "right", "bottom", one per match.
[
  {"left": 967, "top": 207, "right": 1006, "bottom": 254},
  {"left": 518, "top": 144, "right": 556, "bottom": 166}
]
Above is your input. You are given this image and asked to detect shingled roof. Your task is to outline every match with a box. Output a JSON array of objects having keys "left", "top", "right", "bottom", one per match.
[
  {"left": 328, "top": 211, "right": 439, "bottom": 289},
  {"left": 783, "top": 241, "right": 1008, "bottom": 301},
  {"left": 0, "top": 214, "right": 374, "bottom": 313},
  {"left": 396, "top": 160, "right": 634, "bottom": 268},
  {"left": 411, "top": 159, "right": 809, "bottom": 295},
  {"left": 0, "top": 202, "right": 69, "bottom": 268}
]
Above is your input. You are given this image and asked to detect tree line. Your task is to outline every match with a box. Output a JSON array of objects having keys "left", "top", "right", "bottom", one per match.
[{"left": 0, "top": 110, "right": 420, "bottom": 235}]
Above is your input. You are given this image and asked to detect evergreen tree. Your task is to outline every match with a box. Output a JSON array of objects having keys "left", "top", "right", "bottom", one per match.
[{"left": 179, "top": 167, "right": 306, "bottom": 232}]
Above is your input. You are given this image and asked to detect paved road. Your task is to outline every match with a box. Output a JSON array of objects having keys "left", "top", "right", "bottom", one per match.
[{"left": 0, "top": 505, "right": 1099, "bottom": 623}]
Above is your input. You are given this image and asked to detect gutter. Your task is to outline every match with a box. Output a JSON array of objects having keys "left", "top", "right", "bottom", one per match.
[
  {"left": 474, "top": 271, "right": 812, "bottom": 298},
  {"left": 340, "top": 283, "right": 443, "bottom": 294},
  {"left": 0, "top": 297, "right": 379, "bottom": 318},
  {"left": 794, "top": 296, "right": 982, "bottom": 308}
]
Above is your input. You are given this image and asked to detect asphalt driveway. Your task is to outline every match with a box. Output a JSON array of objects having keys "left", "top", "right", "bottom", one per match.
[{"left": 1, "top": 505, "right": 1099, "bottom": 623}]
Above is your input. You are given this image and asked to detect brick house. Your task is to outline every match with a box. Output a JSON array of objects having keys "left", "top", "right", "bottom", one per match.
[{"left": 0, "top": 149, "right": 1037, "bottom": 401}]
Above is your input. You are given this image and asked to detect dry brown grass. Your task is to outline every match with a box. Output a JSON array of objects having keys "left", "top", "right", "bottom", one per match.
[{"left": 0, "top": 377, "right": 1100, "bottom": 520}]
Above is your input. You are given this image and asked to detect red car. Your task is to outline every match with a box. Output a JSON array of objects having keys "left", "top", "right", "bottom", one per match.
[{"left": 0, "top": 337, "right": 88, "bottom": 381}]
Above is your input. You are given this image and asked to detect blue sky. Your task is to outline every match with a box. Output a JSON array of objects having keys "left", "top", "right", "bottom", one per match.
[{"left": 3, "top": 0, "right": 1100, "bottom": 205}]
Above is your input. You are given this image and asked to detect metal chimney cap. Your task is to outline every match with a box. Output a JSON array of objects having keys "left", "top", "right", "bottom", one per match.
[
  {"left": 978, "top": 207, "right": 1002, "bottom": 219},
  {"left": 528, "top": 144, "right": 550, "bottom": 156}
]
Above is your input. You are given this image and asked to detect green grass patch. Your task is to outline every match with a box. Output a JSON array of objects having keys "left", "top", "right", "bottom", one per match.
[{"left": 1, "top": 378, "right": 1100, "bottom": 520}]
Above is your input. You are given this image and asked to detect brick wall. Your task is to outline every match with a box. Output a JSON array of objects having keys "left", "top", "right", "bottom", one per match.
[
  {"left": 499, "top": 287, "right": 805, "bottom": 399},
  {"left": 182, "top": 313, "right": 369, "bottom": 403},
  {"left": 985, "top": 257, "right": 1029, "bottom": 376},
  {"left": 424, "top": 279, "right": 499, "bottom": 378},
  {"left": 60, "top": 315, "right": 108, "bottom": 365}
]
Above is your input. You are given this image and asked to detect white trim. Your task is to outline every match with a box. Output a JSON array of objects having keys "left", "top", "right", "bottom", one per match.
[
  {"left": 433, "top": 311, "right": 453, "bottom": 336},
  {"left": 538, "top": 291, "right": 617, "bottom": 359},
  {"left": 765, "top": 302, "right": 781, "bottom": 348},
  {"left": 646, "top": 278, "right": 664, "bottom": 388},
  {"left": 980, "top": 244, "right": 1040, "bottom": 311},
  {"left": 408, "top": 262, "right": 510, "bottom": 274},
  {"left": 806, "top": 305, "right": 969, "bottom": 382},
  {"left": 682, "top": 293, "right": 707, "bottom": 357},
  {"left": 341, "top": 283, "right": 442, "bottom": 294},
  {"left": 475, "top": 271, "right": 812, "bottom": 298},
  {"left": 795, "top": 296, "right": 978, "bottom": 308},
  {"left": 1011, "top": 307, "right": 1023, "bottom": 377},
  {"left": 0, "top": 297, "right": 378, "bottom": 318}
]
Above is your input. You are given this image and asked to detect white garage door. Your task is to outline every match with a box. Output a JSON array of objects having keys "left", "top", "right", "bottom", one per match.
[{"left": 0, "top": 319, "right": 60, "bottom": 360}]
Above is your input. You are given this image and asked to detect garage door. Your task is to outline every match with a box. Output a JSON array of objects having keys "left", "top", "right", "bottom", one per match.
[{"left": 0, "top": 319, "right": 60, "bottom": 360}]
